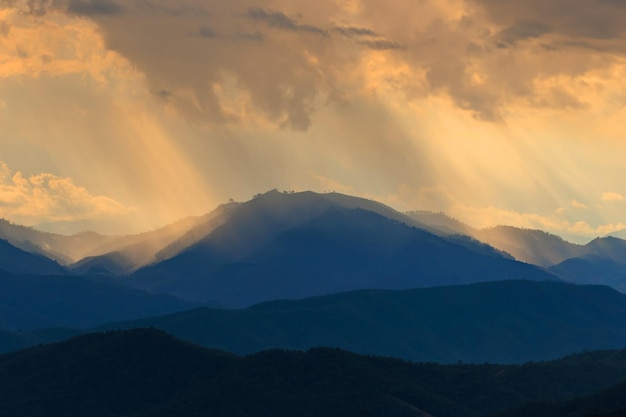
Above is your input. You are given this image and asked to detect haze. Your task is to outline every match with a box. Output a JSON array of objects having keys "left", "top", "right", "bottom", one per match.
[{"left": 1, "top": 0, "right": 625, "bottom": 242}]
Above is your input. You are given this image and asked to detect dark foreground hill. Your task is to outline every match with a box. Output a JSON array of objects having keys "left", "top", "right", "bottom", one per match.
[
  {"left": 494, "top": 380, "right": 626, "bottom": 417},
  {"left": 95, "top": 280, "right": 626, "bottom": 364},
  {"left": 3, "top": 328, "right": 626, "bottom": 417}
]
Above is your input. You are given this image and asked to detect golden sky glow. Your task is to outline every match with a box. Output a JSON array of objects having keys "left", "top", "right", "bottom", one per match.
[{"left": 1, "top": 0, "right": 625, "bottom": 241}]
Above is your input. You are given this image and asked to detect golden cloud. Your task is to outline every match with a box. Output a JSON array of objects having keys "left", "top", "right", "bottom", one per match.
[
  {"left": 0, "top": 161, "right": 132, "bottom": 225},
  {"left": 602, "top": 191, "right": 625, "bottom": 202}
]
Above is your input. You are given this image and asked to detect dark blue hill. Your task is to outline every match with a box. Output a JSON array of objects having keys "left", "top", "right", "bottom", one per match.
[
  {"left": 0, "top": 239, "right": 66, "bottom": 275},
  {"left": 97, "top": 280, "right": 626, "bottom": 363},
  {"left": 0, "top": 269, "right": 197, "bottom": 331}
]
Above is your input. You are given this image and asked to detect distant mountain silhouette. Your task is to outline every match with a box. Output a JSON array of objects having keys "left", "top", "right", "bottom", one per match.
[
  {"left": 88, "top": 280, "right": 626, "bottom": 364},
  {"left": 549, "top": 255, "right": 626, "bottom": 292},
  {"left": 0, "top": 239, "right": 66, "bottom": 275},
  {"left": 72, "top": 204, "right": 239, "bottom": 275},
  {"left": 0, "top": 269, "right": 197, "bottom": 331},
  {"left": 471, "top": 226, "right": 582, "bottom": 267},
  {"left": 128, "top": 191, "right": 556, "bottom": 306},
  {"left": 3, "top": 328, "right": 626, "bottom": 417},
  {"left": 469, "top": 226, "right": 626, "bottom": 269},
  {"left": 0, "top": 218, "right": 113, "bottom": 264}
]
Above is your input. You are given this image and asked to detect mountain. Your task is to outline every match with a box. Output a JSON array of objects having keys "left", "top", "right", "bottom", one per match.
[
  {"left": 128, "top": 191, "right": 556, "bottom": 306},
  {"left": 3, "top": 328, "right": 626, "bottom": 417},
  {"left": 0, "top": 269, "right": 197, "bottom": 331},
  {"left": 471, "top": 226, "right": 582, "bottom": 267},
  {"left": 495, "top": 380, "right": 626, "bottom": 417},
  {"left": 0, "top": 239, "right": 66, "bottom": 275},
  {"left": 407, "top": 210, "right": 475, "bottom": 236},
  {"left": 0, "top": 218, "right": 113, "bottom": 264},
  {"left": 549, "top": 255, "right": 626, "bottom": 292},
  {"left": 89, "top": 280, "right": 626, "bottom": 364}
]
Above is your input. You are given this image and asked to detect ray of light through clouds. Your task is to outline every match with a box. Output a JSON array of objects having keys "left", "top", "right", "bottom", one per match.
[{"left": 0, "top": 0, "right": 625, "bottom": 241}]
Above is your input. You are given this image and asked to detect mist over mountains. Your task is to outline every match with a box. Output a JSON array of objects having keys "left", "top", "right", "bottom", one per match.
[
  {"left": 3, "top": 190, "right": 626, "bottom": 415},
  {"left": 2, "top": 190, "right": 626, "bottom": 307}
]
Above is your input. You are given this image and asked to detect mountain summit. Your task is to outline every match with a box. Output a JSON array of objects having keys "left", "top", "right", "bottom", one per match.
[{"left": 126, "top": 190, "right": 556, "bottom": 306}]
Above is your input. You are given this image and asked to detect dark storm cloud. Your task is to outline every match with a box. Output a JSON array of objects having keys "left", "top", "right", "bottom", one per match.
[
  {"left": 474, "top": 0, "right": 626, "bottom": 41},
  {"left": 358, "top": 39, "right": 404, "bottom": 51},
  {"left": 67, "top": 0, "right": 124, "bottom": 16},
  {"left": 496, "top": 21, "right": 552, "bottom": 46},
  {"left": 247, "top": 7, "right": 328, "bottom": 36},
  {"left": 334, "top": 26, "right": 378, "bottom": 37},
  {"left": 197, "top": 25, "right": 217, "bottom": 38}
]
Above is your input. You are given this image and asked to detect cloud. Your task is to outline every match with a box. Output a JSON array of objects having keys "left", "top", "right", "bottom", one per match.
[
  {"left": 334, "top": 26, "right": 377, "bottom": 37},
  {"left": 449, "top": 203, "right": 626, "bottom": 240},
  {"left": 570, "top": 199, "right": 589, "bottom": 209},
  {"left": 246, "top": 7, "right": 327, "bottom": 36},
  {"left": 495, "top": 21, "right": 552, "bottom": 47},
  {"left": 67, "top": 0, "right": 124, "bottom": 16},
  {"left": 358, "top": 39, "right": 404, "bottom": 51},
  {"left": 197, "top": 25, "right": 217, "bottom": 38},
  {"left": 602, "top": 191, "right": 625, "bottom": 201},
  {"left": 0, "top": 20, "right": 10, "bottom": 37},
  {"left": 0, "top": 162, "right": 131, "bottom": 225}
]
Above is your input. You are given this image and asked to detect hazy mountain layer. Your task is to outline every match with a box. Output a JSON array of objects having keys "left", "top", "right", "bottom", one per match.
[
  {"left": 127, "top": 191, "right": 555, "bottom": 306},
  {"left": 88, "top": 280, "right": 626, "bottom": 364},
  {"left": 0, "top": 239, "right": 66, "bottom": 275},
  {"left": 0, "top": 218, "right": 113, "bottom": 264},
  {"left": 0, "top": 269, "right": 198, "bottom": 331}
]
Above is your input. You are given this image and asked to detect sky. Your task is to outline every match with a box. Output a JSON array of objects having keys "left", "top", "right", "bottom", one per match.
[{"left": 0, "top": 0, "right": 625, "bottom": 241}]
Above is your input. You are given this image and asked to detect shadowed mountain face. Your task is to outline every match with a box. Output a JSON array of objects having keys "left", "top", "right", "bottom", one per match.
[
  {"left": 3, "top": 329, "right": 626, "bottom": 417},
  {"left": 128, "top": 191, "right": 556, "bottom": 306},
  {"left": 0, "top": 269, "right": 197, "bottom": 331},
  {"left": 89, "top": 280, "right": 626, "bottom": 364},
  {"left": 549, "top": 255, "right": 626, "bottom": 292},
  {"left": 0, "top": 239, "right": 66, "bottom": 275},
  {"left": 71, "top": 204, "right": 238, "bottom": 275}
]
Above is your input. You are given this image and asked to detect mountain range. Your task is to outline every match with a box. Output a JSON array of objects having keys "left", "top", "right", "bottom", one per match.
[
  {"left": 4, "top": 280, "right": 626, "bottom": 364},
  {"left": 1, "top": 190, "right": 626, "bottom": 359}
]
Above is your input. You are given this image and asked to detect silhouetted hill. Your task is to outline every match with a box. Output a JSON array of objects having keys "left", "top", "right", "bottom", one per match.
[
  {"left": 0, "top": 269, "right": 197, "bottom": 331},
  {"left": 0, "top": 239, "right": 66, "bottom": 275},
  {"left": 549, "top": 255, "right": 626, "bottom": 292},
  {"left": 3, "top": 328, "right": 626, "bottom": 417},
  {"left": 0, "top": 328, "right": 80, "bottom": 353},
  {"left": 130, "top": 191, "right": 556, "bottom": 306},
  {"left": 92, "top": 280, "right": 626, "bottom": 363},
  {"left": 494, "top": 379, "right": 626, "bottom": 417}
]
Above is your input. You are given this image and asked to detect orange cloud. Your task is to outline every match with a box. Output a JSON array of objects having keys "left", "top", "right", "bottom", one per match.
[
  {"left": 602, "top": 191, "right": 625, "bottom": 202},
  {"left": 0, "top": 161, "right": 131, "bottom": 225}
]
